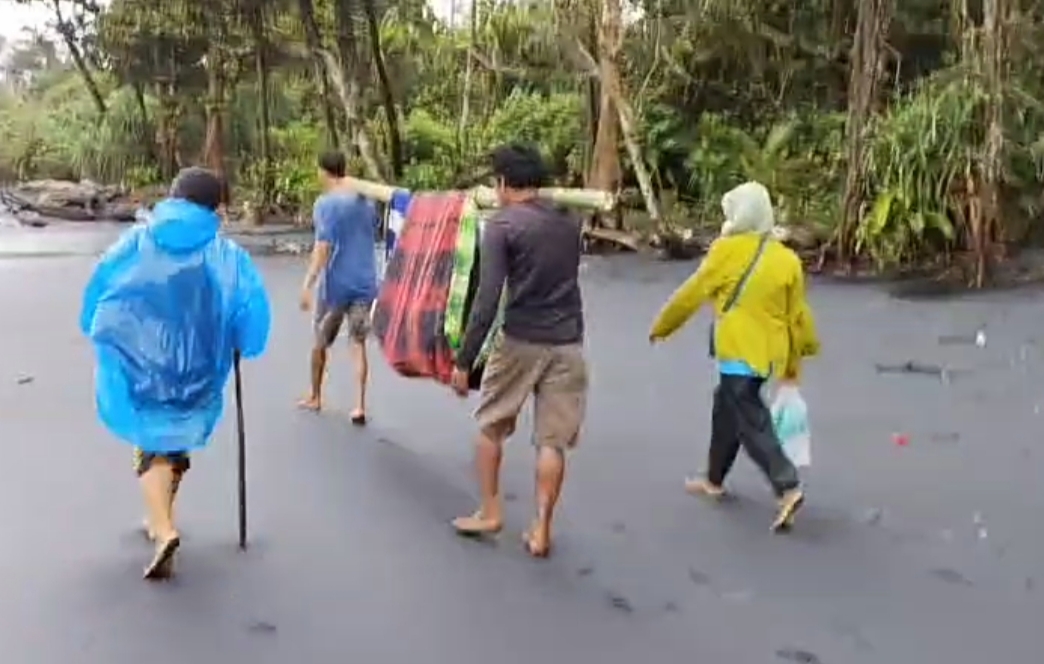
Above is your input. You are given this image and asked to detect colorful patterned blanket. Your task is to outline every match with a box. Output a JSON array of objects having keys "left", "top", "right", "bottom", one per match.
[
  {"left": 373, "top": 191, "right": 505, "bottom": 388},
  {"left": 444, "top": 203, "right": 504, "bottom": 368},
  {"left": 372, "top": 192, "right": 464, "bottom": 385}
]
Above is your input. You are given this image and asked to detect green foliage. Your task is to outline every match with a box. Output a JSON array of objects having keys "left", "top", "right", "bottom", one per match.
[
  {"left": 2, "top": 0, "right": 1044, "bottom": 277},
  {"left": 679, "top": 112, "right": 844, "bottom": 230},
  {"left": 480, "top": 90, "right": 583, "bottom": 173},
  {"left": 253, "top": 121, "right": 324, "bottom": 210},
  {"left": 401, "top": 108, "right": 457, "bottom": 189},
  {"left": 858, "top": 76, "right": 974, "bottom": 268},
  {"left": 0, "top": 71, "right": 153, "bottom": 183}
]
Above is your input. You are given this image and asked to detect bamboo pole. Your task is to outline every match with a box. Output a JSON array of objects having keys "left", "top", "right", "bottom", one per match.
[{"left": 337, "top": 176, "right": 615, "bottom": 212}]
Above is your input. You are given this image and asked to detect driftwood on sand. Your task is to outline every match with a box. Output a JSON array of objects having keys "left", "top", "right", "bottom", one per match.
[{"left": 0, "top": 179, "right": 141, "bottom": 225}]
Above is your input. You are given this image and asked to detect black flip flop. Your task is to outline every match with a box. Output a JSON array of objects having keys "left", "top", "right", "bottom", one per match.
[
  {"left": 143, "top": 536, "right": 181, "bottom": 580},
  {"left": 350, "top": 413, "right": 367, "bottom": 427}
]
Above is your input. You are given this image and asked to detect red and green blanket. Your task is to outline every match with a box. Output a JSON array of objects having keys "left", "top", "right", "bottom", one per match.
[{"left": 372, "top": 191, "right": 501, "bottom": 387}]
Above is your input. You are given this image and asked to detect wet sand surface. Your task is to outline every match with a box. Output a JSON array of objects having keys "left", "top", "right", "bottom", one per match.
[{"left": 1, "top": 235, "right": 1041, "bottom": 663}]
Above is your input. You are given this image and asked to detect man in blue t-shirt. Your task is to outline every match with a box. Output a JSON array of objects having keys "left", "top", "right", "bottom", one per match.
[{"left": 298, "top": 151, "right": 378, "bottom": 424}]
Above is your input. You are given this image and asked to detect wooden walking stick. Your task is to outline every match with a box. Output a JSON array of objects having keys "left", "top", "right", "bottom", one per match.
[{"left": 233, "top": 350, "right": 247, "bottom": 550}]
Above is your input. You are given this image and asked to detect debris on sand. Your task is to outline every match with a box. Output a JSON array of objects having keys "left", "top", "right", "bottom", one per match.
[
  {"left": 775, "top": 647, "right": 822, "bottom": 663},
  {"left": 875, "top": 360, "right": 961, "bottom": 383},
  {"left": 875, "top": 360, "right": 945, "bottom": 376},
  {"left": 861, "top": 508, "right": 884, "bottom": 526},
  {"left": 246, "top": 620, "right": 277, "bottom": 634},
  {"left": 937, "top": 330, "right": 987, "bottom": 347},
  {"left": 1, "top": 180, "right": 139, "bottom": 223},
  {"left": 929, "top": 567, "right": 974, "bottom": 586}
]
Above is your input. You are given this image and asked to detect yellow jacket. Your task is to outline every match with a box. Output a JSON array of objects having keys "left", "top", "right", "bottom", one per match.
[{"left": 649, "top": 233, "right": 820, "bottom": 379}]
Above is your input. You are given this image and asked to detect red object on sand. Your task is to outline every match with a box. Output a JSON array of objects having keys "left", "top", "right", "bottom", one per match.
[
  {"left": 372, "top": 192, "right": 467, "bottom": 386},
  {"left": 893, "top": 433, "right": 909, "bottom": 447}
]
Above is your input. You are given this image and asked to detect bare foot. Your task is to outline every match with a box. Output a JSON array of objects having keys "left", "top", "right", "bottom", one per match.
[
  {"left": 522, "top": 522, "right": 551, "bottom": 558},
  {"left": 297, "top": 396, "right": 321, "bottom": 412},
  {"left": 452, "top": 511, "right": 503, "bottom": 537}
]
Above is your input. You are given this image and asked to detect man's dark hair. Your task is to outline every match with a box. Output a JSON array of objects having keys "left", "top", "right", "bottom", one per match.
[
  {"left": 170, "top": 167, "right": 225, "bottom": 211},
  {"left": 319, "top": 150, "right": 348, "bottom": 178},
  {"left": 490, "top": 143, "right": 549, "bottom": 190}
]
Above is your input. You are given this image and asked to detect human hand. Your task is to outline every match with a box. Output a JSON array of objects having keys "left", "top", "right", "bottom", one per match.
[
  {"left": 450, "top": 368, "right": 470, "bottom": 397},
  {"left": 299, "top": 288, "right": 313, "bottom": 312}
]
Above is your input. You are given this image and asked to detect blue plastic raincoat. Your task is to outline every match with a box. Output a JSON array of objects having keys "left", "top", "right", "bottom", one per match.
[{"left": 79, "top": 198, "right": 271, "bottom": 454}]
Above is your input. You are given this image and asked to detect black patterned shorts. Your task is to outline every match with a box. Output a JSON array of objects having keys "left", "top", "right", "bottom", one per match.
[
  {"left": 314, "top": 301, "right": 372, "bottom": 348},
  {"left": 133, "top": 448, "right": 191, "bottom": 477}
]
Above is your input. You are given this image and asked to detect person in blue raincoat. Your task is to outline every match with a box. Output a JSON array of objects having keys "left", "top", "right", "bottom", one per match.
[{"left": 80, "top": 168, "right": 271, "bottom": 580}]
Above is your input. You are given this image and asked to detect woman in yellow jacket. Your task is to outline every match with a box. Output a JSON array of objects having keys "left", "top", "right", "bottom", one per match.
[{"left": 649, "top": 182, "right": 819, "bottom": 531}]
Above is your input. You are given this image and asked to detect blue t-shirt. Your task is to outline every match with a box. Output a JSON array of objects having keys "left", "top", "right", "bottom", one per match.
[{"left": 314, "top": 192, "right": 378, "bottom": 307}]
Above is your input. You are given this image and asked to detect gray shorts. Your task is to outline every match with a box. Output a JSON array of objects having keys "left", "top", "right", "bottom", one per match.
[{"left": 314, "top": 301, "right": 372, "bottom": 348}]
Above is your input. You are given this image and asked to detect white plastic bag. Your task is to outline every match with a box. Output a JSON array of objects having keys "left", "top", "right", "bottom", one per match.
[{"left": 770, "top": 384, "right": 811, "bottom": 467}]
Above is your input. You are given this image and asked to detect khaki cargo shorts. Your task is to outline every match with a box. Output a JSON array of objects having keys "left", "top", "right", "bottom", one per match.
[
  {"left": 314, "top": 301, "right": 372, "bottom": 348},
  {"left": 475, "top": 334, "right": 588, "bottom": 449}
]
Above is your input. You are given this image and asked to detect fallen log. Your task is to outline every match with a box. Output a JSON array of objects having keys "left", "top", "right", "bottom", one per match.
[
  {"left": 584, "top": 227, "right": 642, "bottom": 253},
  {"left": 31, "top": 205, "right": 97, "bottom": 221},
  {"left": 0, "top": 179, "right": 138, "bottom": 224}
]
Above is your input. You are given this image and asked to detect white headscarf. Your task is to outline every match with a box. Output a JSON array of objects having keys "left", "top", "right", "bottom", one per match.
[{"left": 719, "top": 181, "right": 775, "bottom": 236}]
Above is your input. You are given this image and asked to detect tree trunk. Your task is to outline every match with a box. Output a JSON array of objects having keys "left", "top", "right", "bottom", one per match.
[
  {"left": 838, "top": 0, "right": 893, "bottom": 264},
  {"left": 361, "top": 0, "right": 404, "bottom": 178},
  {"left": 202, "top": 40, "right": 228, "bottom": 199},
  {"left": 612, "top": 84, "right": 661, "bottom": 228},
  {"left": 458, "top": 0, "right": 477, "bottom": 161},
  {"left": 132, "top": 83, "right": 148, "bottom": 125},
  {"left": 51, "top": 1, "right": 106, "bottom": 115},
  {"left": 586, "top": 0, "right": 659, "bottom": 230},
  {"left": 131, "top": 82, "right": 159, "bottom": 169},
  {"left": 975, "top": 0, "right": 1009, "bottom": 287},
  {"left": 587, "top": 0, "right": 623, "bottom": 229},
  {"left": 332, "top": 0, "right": 384, "bottom": 180},
  {"left": 249, "top": 1, "right": 273, "bottom": 210},
  {"left": 297, "top": 0, "right": 341, "bottom": 148},
  {"left": 154, "top": 48, "right": 181, "bottom": 181},
  {"left": 583, "top": 10, "right": 599, "bottom": 180}
]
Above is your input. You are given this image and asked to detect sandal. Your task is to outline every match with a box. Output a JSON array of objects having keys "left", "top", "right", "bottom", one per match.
[
  {"left": 350, "top": 412, "right": 367, "bottom": 427},
  {"left": 143, "top": 535, "right": 181, "bottom": 580},
  {"left": 771, "top": 489, "right": 805, "bottom": 532},
  {"left": 451, "top": 512, "right": 503, "bottom": 537},
  {"left": 685, "top": 477, "right": 727, "bottom": 499}
]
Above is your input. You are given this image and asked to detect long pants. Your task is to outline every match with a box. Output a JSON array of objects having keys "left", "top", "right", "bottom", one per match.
[{"left": 708, "top": 374, "right": 799, "bottom": 496}]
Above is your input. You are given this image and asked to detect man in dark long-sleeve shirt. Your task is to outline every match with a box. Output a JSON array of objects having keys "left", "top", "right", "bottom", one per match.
[{"left": 450, "top": 144, "right": 588, "bottom": 558}]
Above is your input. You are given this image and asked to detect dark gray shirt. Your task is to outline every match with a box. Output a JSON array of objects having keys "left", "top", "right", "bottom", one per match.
[{"left": 456, "top": 199, "right": 584, "bottom": 370}]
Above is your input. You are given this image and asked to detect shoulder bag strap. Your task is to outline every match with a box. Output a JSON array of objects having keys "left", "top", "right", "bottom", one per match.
[{"left": 721, "top": 234, "right": 770, "bottom": 314}]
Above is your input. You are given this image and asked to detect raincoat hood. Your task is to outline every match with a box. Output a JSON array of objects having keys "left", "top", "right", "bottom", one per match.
[
  {"left": 146, "top": 198, "right": 221, "bottom": 253},
  {"left": 720, "top": 181, "right": 775, "bottom": 236}
]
